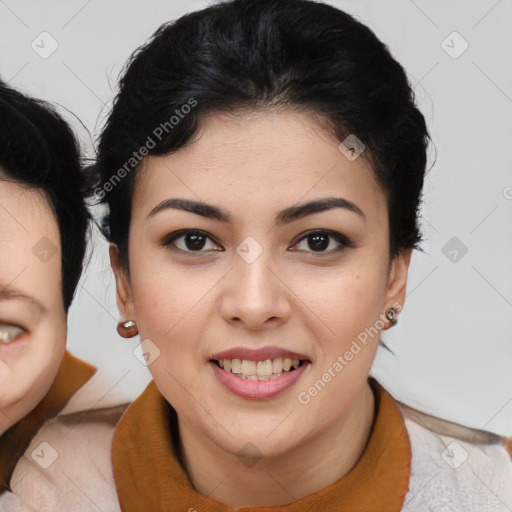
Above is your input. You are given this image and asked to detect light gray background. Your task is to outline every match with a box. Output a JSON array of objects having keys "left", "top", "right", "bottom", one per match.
[{"left": 1, "top": 0, "right": 511, "bottom": 435}]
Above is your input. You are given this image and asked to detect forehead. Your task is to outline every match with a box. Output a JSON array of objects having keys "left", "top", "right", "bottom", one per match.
[
  {"left": 133, "top": 110, "right": 385, "bottom": 222},
  {"left": 0, "top": 180, "right": 62, "bottom": 308}
]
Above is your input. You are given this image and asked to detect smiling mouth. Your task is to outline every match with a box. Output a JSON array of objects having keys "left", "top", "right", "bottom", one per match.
[{"left": 210, "top": 357, "right": 309, "bottom": 380}]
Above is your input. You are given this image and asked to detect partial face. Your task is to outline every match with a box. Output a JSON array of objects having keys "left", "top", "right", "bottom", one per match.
[
  {"left": 0, "top": 180, "right": 66, "bottom": 434},
  {"left": 112, "top": 110, "right": 410, "bottom": 457}
]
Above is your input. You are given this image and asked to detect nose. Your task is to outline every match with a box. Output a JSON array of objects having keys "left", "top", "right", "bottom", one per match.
[{"left": 219, "top": 241, "right": 292, "bottom": 331}]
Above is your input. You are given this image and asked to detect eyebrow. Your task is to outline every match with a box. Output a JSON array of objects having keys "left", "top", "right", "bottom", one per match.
[
  {"left": 0, "top": 285, "right": 47, "bottom": 315},
  {"left": 147, "top": 197, "right": 366, "bottom": 225}
]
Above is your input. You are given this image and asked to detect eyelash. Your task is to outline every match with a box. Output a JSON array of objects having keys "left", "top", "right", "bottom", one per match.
[{"left": 160, "top": 229, "right": 356, "bottom": 257}]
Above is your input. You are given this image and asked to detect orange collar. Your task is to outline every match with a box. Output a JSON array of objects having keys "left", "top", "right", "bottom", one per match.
[
  {"left": 0, "top": 351, "right": 96, "bottom": 493},
  {"left": 113, "top": 377, "right": 411, "bottom": 511}
]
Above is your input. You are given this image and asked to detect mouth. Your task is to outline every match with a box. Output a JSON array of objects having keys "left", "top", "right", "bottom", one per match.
[
  {"left": 209, "top": 355, "right": 311, "bottom": 399},
  {"left": 210, "top": 357, "right": 309, "bottom": 381}
]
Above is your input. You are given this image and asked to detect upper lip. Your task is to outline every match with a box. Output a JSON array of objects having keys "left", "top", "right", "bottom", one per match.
[{"left": 210, "top": 346, "right": 311, "bottom": 362}]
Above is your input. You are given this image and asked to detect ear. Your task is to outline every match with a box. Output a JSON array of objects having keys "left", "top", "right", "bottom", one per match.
[
  {"left": 109, "top": 244, "right": 136, "bottom": 321},
  {"left": 385, "top": 248, "right": 413, "bottom": 315}
]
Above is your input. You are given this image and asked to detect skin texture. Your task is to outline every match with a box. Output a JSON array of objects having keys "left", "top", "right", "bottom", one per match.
[
  {"left": 0, "top": 180, "right": 66, "bottom": 435},
  {"left": 111, "top": 109, "right": 412, "bottom": 508}
]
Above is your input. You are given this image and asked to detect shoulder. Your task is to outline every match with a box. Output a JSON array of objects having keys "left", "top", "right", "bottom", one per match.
[
  {"left": 2, "top": 370, "right": 131, "bottom": 512},
  {"left": 397, "top": 401, "right": 512, "bottom": 511}
]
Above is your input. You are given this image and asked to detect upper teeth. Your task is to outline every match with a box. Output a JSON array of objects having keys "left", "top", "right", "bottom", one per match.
[{"left": 217, "top": 358, "right": 301, "bottom": 379}]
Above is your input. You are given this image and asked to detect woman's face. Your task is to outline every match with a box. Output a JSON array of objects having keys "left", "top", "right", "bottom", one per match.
[
  {"left": 112, "top": 109, "right": 411, "bottom": 458},
  {"left": 0, "top": 179, "right": 67, "bottom": 434}
]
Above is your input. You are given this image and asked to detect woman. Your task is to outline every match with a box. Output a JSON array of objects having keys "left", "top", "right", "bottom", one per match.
[
  {"left": 92, "top": 0, "right": 512, "bottom": 510},
  {"left": 0, "top": 80, "right": 128, "bottom": 511}
]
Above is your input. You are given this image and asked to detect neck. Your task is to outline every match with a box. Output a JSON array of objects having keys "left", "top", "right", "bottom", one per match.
[{"left": 178, "top": 380, "right": 375, "bottom": 510}]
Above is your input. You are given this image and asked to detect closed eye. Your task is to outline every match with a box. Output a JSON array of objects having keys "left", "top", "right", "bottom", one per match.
[{"left": 160, "top": 229, "right": 356, "bottom": 257}]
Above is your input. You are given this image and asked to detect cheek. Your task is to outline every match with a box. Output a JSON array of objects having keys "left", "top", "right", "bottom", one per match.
[
  {"left": 298, "top": 265, "right": 389, "bottom": 391},
  {"left": 132, "top": 264, "right": 210, "bottom": 336},
  {"left": 0, "top": 317, "right": 66, "bottom": 415},
  {"left": 304, "top": 261, "right": 388, "bottom": 335},
  {"left": 28, "top": 315, "right": 67, "bottom": 378},
  {"left": 130, "top": 240, "right": 389, "bottom": 344},
  {"left": 129, "top": 253, "right": 214, "bottom": 369},
  {"left": 129, "top": 261, "right": 212, "bottom": 414},
  {"left": 293, "top": 266, "right": 388, "bottom": 424}
]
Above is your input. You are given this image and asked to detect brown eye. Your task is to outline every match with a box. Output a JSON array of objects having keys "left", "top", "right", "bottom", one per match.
[
  {"left": 179, "top": 232, "right": 207, "bottom": 251},
  {"left": 161, "top": 230, "right": 222, "bottom": 255},
  {"left": 160, "top": 228, "right": 355, "bottom": 258},
  {"left": 292, "top": 230, "right": 355, "bottom": 255}
]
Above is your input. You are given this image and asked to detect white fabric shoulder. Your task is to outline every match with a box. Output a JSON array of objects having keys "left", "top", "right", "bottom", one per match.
[
  {"left": 398, "top": 402, "right": 512, "bottom": 512},
  {"left": 0, "top": 370, "right": 131, "bottom": 512}
]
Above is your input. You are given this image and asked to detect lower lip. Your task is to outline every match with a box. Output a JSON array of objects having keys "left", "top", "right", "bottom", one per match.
[{"left": 209, "top": 360, "right": 310, "bottom": 399}]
